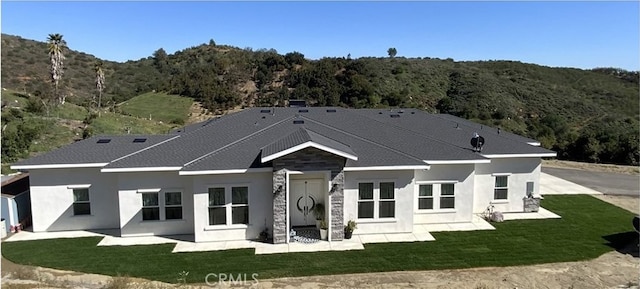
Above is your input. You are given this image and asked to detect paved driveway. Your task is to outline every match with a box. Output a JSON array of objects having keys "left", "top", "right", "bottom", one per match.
[{"left": 542, "top": 167, "right": 639, "bottom": 196}]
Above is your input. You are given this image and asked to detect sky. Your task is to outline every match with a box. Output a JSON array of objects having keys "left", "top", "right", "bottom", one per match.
[{"left": 1, "top": 1, "right": 639, "bottom": 70}]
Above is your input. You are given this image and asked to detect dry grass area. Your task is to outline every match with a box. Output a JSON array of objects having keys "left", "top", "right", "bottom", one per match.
[
  {"left": 593, "top": 194, "right": 639, "bottom": 214},
  {"left": 543, "top": 159, "right": 639, "bottom": 175}
]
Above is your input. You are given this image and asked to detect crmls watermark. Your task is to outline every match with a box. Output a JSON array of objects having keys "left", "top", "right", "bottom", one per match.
[{"left": 205, "top": 273, "right": 259, "bottom": 287}]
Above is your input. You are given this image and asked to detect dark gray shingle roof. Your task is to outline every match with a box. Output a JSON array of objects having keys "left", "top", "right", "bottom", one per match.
[
  {"left": 15, "top": 107, "right": 555, "bottom": 171},
  {"left": 12, "top": 135, "right": 175, "bottom": 166}
]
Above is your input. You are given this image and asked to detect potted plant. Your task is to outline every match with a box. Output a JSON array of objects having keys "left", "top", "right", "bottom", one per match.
[
  {"left": 344, "top": 220, "right": 357, "bottom": 239},
  {"left": 313, "top": 203, "right": 325, "bottom": 229},
  {"left": 319, "top": 219, "right": 328, "bottom": 240}
]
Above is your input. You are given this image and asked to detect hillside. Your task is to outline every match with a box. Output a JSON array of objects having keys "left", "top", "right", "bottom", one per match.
[{"left": 1, "top": 33, "right": 638, "bottom": 166}]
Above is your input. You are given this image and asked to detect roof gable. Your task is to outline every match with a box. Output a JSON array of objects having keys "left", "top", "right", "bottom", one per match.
[{"left": 260, "top": 127, "right": 357, "bottom": 163}]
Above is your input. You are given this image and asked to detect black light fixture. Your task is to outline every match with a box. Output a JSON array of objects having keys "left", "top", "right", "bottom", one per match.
[
  {"left": 330, "top": 183, "right": 339, "bottom": 194},
  {"left": 274, "top": 185, "right": 283, "bottom": 195}
]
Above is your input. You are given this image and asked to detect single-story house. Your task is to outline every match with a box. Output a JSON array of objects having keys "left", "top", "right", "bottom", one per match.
[
  {"left": 12, "top": 107, "right": 555, "bottom": 244},
  {"left": 1, "top": 173, "right": 31, "bottom": 233}
]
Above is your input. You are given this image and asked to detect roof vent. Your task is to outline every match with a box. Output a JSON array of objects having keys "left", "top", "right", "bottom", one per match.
[
  {"left": 288, "top": 99, "right": 307, "bottom": 107},
  {"left": 411, "top": 111, "right": 415, "bottom": 114},
  {"left": 390, "top": 114, "right": 401, "bottom": 118},
  {"left": 298, "top": 109, "right": 309, "bottom": 113},
  {"left": 260, "top": 109, "right": 271, "bottom": 113},
  {"left": 133, "top": 138, "right": 147, "bottom": 143},
  {"left": 398, "top": 110, "right": 404, "bottom": 113},
  {"left": 326, "top": 109, "right": 337, "bottom": 113},
  {"left": 378, "top": 111, "right": 383, "bottom": 114},
  {"left": 97, "top": 139, "right": 111, "bottom": 144},
  {"left": 293, "top": 120, "right": 305, "bottom": 124}
]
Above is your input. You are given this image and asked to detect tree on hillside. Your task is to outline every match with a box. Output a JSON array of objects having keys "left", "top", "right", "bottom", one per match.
[
  {"left": 47, "top": 33, "right": 66, "bottom": 104},
  {"left": 94, "top": 61, "right": 106, "bottom": 109},
  {"left": 387, "top": 47, "right": 397, "bottom": 58}
]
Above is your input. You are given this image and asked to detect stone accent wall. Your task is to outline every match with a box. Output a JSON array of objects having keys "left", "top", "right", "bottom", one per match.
[
  {"left": 330, "top": 170, "right": 345, "bottom": 240},
  {"left": 523, "top": 197, "right": 540, "bottom": 213},
  {"left": 272, "top": 147, "right": 346, "bottom": 243},
  {"left": 272, "top": 169, "right": 287, "bottom": 244}
]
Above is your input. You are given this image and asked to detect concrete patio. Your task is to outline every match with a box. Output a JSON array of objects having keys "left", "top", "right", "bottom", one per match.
[{"left": 540, "top": 172, "right": 603, "bottom": 195}]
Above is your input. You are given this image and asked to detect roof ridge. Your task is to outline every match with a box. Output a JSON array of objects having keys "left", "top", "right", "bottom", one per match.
[
  {"left": 303, "top": 127, "right": 353, "bottom": 148},
  {"left": 182, "top": 115, "right": 296, "bottom": 168},
  {"left": 259, "top": 127, "right": 311, "bottom": 152},
  {"left": 301, "top": 116, "right": 427, "bottom": 164},
  {"left": 109, "top": 135, "right": 182, "bottom": 164}
]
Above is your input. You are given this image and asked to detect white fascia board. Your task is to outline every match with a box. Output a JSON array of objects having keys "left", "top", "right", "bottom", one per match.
[
  {"left": 11, "top": 163, "right": 109, "bottom": 170},
  {"left": 415, "top": 180, "right": 459, "bottom": 184},
  {"left": 137, "top": 188, "right": 162, "bottom": 193},
  {"left": 67, "top": 184, "right": 92, "bottom": 189},
  {"left": 481, "top": 153, "right": 557, "bottom": 159},
  {"left": 179, "top": 168, "right": 273, "bottom": 175},
  {"left": 423, "top": 159, "right": 491, "bottom": 165},
  {"left": 100, "top": 166, "right": 182, "bottom": 173},
  {"left": 527, "top": 142, "right": 542, "bottom": 146},
  {"left": 261, "top": 141, "right": 358, "bottom": 163},
  {"left": 343, "top": 165, "right": 431, "bottom": 171}
]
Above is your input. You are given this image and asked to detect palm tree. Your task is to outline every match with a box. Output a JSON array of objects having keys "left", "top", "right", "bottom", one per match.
[
  {"left": 94, "top": 61, "right": 105, "bottom": 109},
  {"left": 47, "top": 33, "right": 66, "bottom": 104}
]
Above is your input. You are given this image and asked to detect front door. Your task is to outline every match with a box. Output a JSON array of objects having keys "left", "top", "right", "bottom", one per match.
[{"left": 290, "top": 179, "right": 323, "bottom": 227}]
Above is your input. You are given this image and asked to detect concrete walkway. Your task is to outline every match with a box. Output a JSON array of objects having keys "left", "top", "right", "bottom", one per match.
[
  {"left": 540, "top": 172, "right": 603, "bottom": 195},
  {"left": 420, "top": 215, "right": 496, "bottom": 232},
  {"left": 3, "top": 229, "right": 118, "bottom": 242},
  {"left": 502, "top": 207, "right": 561, "bottom": 221}
]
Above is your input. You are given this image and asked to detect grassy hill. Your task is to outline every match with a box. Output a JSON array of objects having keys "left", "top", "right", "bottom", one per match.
[
  {"left": 1, "top": 33, "right": 638, "bottom": 166},
  {"left": 118, "top": 92, "right": 193, "bottom": 124},
  {"left": 0, "top": 89, "right": 178, "bottom": 173}
]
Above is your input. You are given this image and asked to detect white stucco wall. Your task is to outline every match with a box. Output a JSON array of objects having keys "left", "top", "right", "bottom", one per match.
[
  {"left": 413, "top": 164, "right": 475, "bottom": 224},
  {"left": 116, "top": 172, "right": 194, "bottom": 236},
  {"left": 474, "top": 158, "right": 541, "bottom": 213},
  {"left": 28, "top": 168, "right": 119, "bottom": 232},
  {"left": 192, "top": 172, "right": 273, "bottom": 242},
  {"left": 343, "top": 170, "right": 414, "bottom": 234}
]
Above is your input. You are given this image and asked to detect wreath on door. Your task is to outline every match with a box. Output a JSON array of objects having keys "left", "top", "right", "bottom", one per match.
[{"left": 296, "top": 195, "right": 316, "bottom": 214}]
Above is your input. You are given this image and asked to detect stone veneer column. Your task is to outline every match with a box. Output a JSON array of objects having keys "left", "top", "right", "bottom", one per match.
[
  {"left": 272, "top": 169, "right": 287, "bottom": 244},
  {"left": 330, "top": 170, "right": 345, "bottom": 241}
]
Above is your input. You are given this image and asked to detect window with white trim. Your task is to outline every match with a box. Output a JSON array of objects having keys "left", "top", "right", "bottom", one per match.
[
  {"left": 208, "top": 188, "right": 226, "bottom": 225},
  {"left": 142, "top": 193, "right": 160, "bottom": 221},
  {"left": 440, "top": 184, "right": 455, "bottom": 209},
  {"left": 358, "top": 183, "right": 374, "bottom": 219},
  {"left": 165, "top": 192, "right": 182, "bottom": 220},
  {"left": 231, "top": 187, "right": 249, "bottom": 224},
  {"left": 357, "top": 181, "right": 395, "bottom": 219},
  {"left": 418, "top": 185, "right": 433, "bottom": 210},
  {"left": 417, "top": 183, "right": 456, "bottom": 210},
  {"left": 379, "top": 182, "right": 395, "bottom": 218},
  {"left": 208, "top": 186, "right": 250, "bottom": 226},
  {"left": 73, "top": 188, "right": 91, "bottom": 215},
  {"left": 494, "top": 176, "right": 509, "bottom": 200}
]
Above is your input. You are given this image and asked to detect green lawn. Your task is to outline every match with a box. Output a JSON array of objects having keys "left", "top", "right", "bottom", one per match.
[
  {"left": 119, "top": 92, "right": 193, "bottom": 124},
  {"left": 1, "top": 195, "right": 635, "bottom": 284}
]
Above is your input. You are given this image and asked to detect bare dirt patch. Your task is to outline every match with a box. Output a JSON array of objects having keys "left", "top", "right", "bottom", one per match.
[
  {"left": 186, "top": 102, "right": 214, "bottom": 124},
  {"left": 250, "top": 251, "right": 639, "bottom": 289},
  {"left": 543, "top": 159, "right": 639, "bottom": 175},
  {"left": 593, "top": 194, "right": 639, "bottom": 214},
  {"left": 3, "top": 248, "right": 639, "bottom": 289}
]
